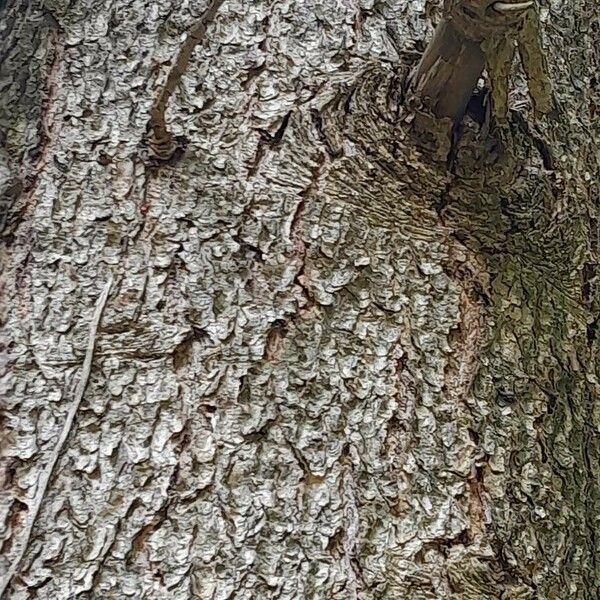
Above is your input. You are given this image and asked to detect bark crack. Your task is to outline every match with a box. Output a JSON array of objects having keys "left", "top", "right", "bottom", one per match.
[
  {"left": 247, "top": 110, "right": 292, "bottom": 177},
  {"left": 290, "top": 156, "right": 326, "bottom": 310},
  {"left": 3, "top": 16, "right": 63, "bottom": 236}
]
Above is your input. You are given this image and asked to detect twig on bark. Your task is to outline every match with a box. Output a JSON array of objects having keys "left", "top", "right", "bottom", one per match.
[
  {"left": 147, "top": 0, "right": 225, "bottom": 160},
  {"left": 0, "top": 274, "right": 113, "bottom": 598}
]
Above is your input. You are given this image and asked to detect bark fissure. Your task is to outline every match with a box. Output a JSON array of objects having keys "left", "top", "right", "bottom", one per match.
[{"left": 247, "top": 110, "right": 292, "bottom": 178}]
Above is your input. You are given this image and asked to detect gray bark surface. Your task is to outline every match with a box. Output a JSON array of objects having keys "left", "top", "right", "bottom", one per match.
[{"left": 1, "top": 0, "right": 599, "bottom": 598}]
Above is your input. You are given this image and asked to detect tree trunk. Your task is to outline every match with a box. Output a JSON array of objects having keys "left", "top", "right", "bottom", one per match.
[{"left": 1, "top": 0, "right": 599, "bottom": 598}]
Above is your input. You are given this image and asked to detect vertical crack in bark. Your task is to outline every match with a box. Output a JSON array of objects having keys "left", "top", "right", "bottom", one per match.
[
  {"left": 26, "top": 17, "right": 63, "bottom": 188},
  {"left": 290, "top": 155, "right": 326, "bottom": 310},
  {"left": 0, "top": 275, "right": 113, "bottom": 597},
  {"left": 124, "top": 445, "right": 186, "bottom": 568},
  {"left": 3, "top": 14, "right": 63, "bottom": 236},
  {"left": 147, "top": 0, "right": 225, "bottom": 160},
  {"left": 467, "top": 464, "right": 488, "bottom": 542}
]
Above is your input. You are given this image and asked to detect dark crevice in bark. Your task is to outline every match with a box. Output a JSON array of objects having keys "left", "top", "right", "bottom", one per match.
[
  {"left": 241, "top": 62, "right": 267, "bottom": 90},
  {"left": 257, "top": 13, "right": 271, "bottom": 52},
  {"left": 247, "top": 111, "right": 292, "bottom": 177},
  {"left": 511, "top": 111, "right": 555, "bottom": 171},
  {"left": 435, "top": 178, "right": 454, "bottom": 224},
  {"left": 582, "top": 262, "right": 596, "bottom": 307},
  {"left": 1, "top": 12, "right": 63, "bottom": 237},
  {"left": 343, "top": 87, "right": 356, "bottom": 115},
  {"left": 289, "top": 156, "right": 327, "bottom": 310},
  {"left": 172, "top": 331, "right": 197, "bottom": 372},
  {"left": 351, "top": 556, "right": 367, "bottom": 591},
  {"left": 232, "top": 234, "right": 265, "bottom": 262},
  {"left": 587, "top": 317, "right": 599, "bottom": 346},
  {"left": 262, "top": 319, "right": 288, "bottom": 362},
  {"left": 259, "top": 111, "right": 292, "bottom": 146},
  {"left": 286, "top": 441, "right": 315, "bottom": 483}
]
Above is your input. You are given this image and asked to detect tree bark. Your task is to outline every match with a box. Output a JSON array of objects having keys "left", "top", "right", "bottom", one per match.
[{"left": 1, "top": 0, "right": 599, "bottom": 598}]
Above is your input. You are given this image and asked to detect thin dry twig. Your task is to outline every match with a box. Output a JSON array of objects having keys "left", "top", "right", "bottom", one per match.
[
  {"left": 147, "top": 0, "right": 225, "bottom": 159},
  {"left": 0, "top": 274, "right": 113, "bottom": 598}
]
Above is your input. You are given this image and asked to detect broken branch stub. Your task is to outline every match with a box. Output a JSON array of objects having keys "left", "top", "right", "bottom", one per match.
[
  {"left": 409, "top": 19, "right": 486, "bottom": 127},
  {"left": 407, "top": 0, "right": 553, "bottom": 155},
  {"left": 407, "top": 18, "right": 486, "bottom": 159}
]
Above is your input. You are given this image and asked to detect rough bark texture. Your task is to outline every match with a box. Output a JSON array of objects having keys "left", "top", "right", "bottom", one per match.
[{"left": 1, "top": 0, "right": 599, "bottom": 598}]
